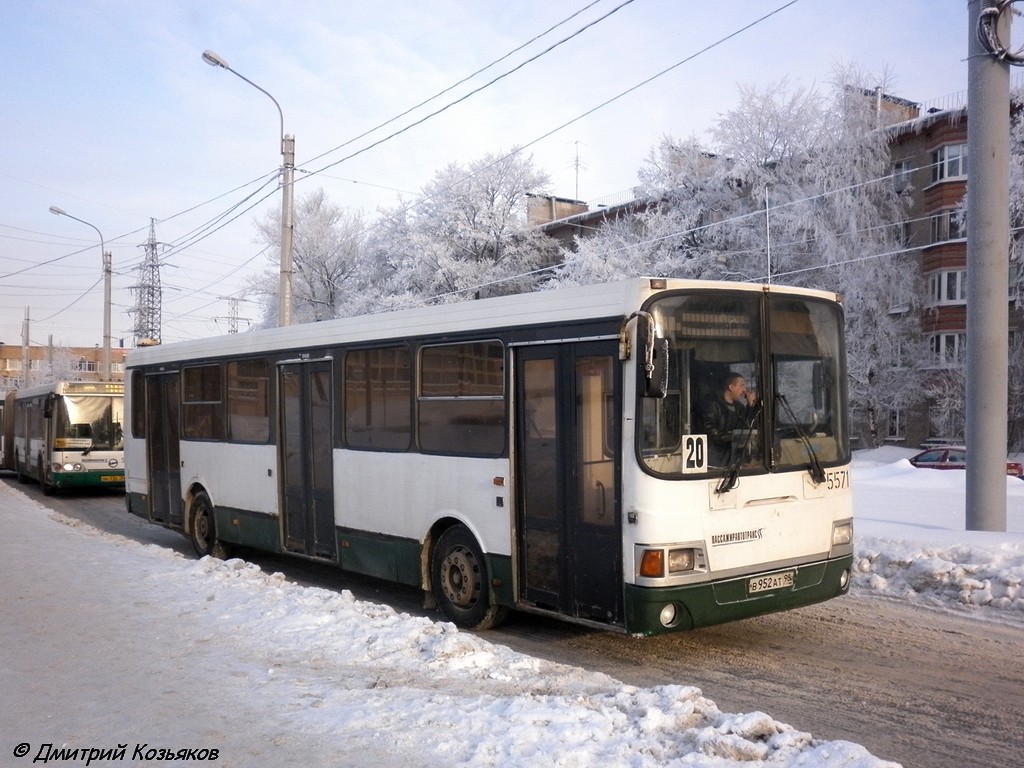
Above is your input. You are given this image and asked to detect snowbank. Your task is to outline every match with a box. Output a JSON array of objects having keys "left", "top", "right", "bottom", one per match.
[{"left": 852, "top": 446, "right": 1024, "bottom": 623}]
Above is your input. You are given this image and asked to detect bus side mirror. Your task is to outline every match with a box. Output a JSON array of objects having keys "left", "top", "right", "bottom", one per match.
[
  {"left": 644, "top": 338, "right": 670, "bottom": 398},
  {"left": 43, "top": 392, "right": 56, "bottom": 419}
]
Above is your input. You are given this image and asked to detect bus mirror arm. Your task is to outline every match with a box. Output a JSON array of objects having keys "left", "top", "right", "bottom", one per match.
[{"left": 620, "top": 311, "right": 669, "bottom": 398}]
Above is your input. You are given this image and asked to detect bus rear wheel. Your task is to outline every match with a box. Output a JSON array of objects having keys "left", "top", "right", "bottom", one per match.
[
  {"left": 431, "top": 524, "right": 507, "bottom": 630},
  {"left": 190, "top": 491, "right": 230, "bottom": 559}
]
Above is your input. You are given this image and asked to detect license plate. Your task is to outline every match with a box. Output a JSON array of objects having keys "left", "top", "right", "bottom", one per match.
[
  {"left": 748, "top": 571, "right": 795, "bottom": 594},
  {"left": 100, "top": 475, "right": 121, "bottom": 482}
]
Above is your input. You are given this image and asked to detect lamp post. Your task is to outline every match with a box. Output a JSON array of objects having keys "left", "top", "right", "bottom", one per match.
[
  {"left": 202, "top": 49, "right": 295, "bottom": 326},
  {"left": 48, "top": 206, "right": 112, "bottom": 381}
]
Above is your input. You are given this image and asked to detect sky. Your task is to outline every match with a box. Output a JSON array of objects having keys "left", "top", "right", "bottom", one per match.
[
  {"left": 0, "top": 1, "right": 979, "bottom": 349},
  {"left": 2, "top": 446, "right": 1022, "bottom": 767}
]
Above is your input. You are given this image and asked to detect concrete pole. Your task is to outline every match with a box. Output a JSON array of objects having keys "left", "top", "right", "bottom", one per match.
[
  {"left": 279, "top": 134, "right": 295, "bottom": 327},
  {"left": 21, "top": 307, "right": 30, "bottom": 388},
  {"left": 966, "top": 0, "right": 1010, "bottom": 531},
  {"left": 102, "top": 251, "right": 112, "bottom": 382}
]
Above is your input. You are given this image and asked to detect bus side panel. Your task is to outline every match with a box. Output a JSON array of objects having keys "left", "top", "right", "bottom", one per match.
[
  {"left": 333, "top": 452, "right": 511, "bottom": 552},
  {"left": 178, "top": 442, "right": 278, "bottom": 517}
]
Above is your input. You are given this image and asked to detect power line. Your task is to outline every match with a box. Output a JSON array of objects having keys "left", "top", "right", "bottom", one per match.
[{"left": 300, "top": 0, "right": 629, "bottom": 169}]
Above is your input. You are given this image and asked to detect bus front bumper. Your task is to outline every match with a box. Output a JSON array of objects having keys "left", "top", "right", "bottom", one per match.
[{"left": 623, "top": 554, "right": 853, "bottom": 636}]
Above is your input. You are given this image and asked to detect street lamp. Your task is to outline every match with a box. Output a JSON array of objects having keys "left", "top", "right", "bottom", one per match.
[
  {"left": 48, "top": 206, "right": 112, "bottom": 382},
  {"left": 202, "top": 49, "right": 295, "bottom": 326}
]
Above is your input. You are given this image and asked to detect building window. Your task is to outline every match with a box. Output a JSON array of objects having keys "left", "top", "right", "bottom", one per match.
[
  {"left": 927, "top": 270, "right": 967, "bottom": 306},
  {"left": 892, "top": 160, "right": 913, "bottom": 192},
  {"left": 929, "top": 210, "right": 965, "bottom": 244},
  {"left": 887, "top": 409, "right": 906, "bottom": 440},
  {"left": 931, "top": 143, "right": 967, "bottom": 183},
  {"left": 929, "top": 332, "right": 966, "bottom": 366}
]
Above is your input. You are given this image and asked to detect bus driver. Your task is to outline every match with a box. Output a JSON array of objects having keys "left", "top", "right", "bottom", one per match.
[{"left": 702, "top": 372, "right": 758, "bottom": 466}]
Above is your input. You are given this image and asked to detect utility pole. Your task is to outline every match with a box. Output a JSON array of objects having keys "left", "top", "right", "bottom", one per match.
[
  {"left": 21, "top": 307, "right": 30, "bottom": 388},
  {"left": 966, "top": 0, "right": 1010, "bottom": 531},
  {"left": 133, "top": 219, "right": 164, "bottom": 346}
]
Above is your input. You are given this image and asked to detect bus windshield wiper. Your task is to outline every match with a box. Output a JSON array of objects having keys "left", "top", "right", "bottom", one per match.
[
  {"left": 775, "top": 393, "right": 826, "bottom": 485},
  {"left": 715, "top": 401, "right": 762, "bottom": 495}
]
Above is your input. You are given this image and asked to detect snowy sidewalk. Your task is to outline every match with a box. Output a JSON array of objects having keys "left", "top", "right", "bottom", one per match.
[
  {"left": 0, "top": 482, "right": 895, "bottom": 767},
  {"left": 0, "top": 485, "right": 409, "bottom": 768}
]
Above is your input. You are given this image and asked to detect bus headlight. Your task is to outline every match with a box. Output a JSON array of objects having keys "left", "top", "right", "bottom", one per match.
[
  {"left": 659, "top": 603, "right": 678, "bottom": 627},
  {"left": 60, "top": 463, "right": 84, "bottom": 472},
  {"left": 831, "top": 521, "right": 853, "bottom": 547},
  {"left": 668, "top": 548, "right": 696, "bottom": 573}
]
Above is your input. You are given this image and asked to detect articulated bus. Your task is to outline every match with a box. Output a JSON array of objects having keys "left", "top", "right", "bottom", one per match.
[
  {"left": 124, "top": 278, "right": 853, "bottom": 636},
  {"left": 4, "top": 381, "right": 125, "bottom": 493}
]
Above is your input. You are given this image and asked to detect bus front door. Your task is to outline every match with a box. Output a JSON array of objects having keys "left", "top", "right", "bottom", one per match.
[
  {"left": 146, "top": 373, "right": 182, "bottom": 526},
  {"left": 279, "top": 360, "right": 336, "bottom": 559},
  {"left": 516, "top": 342, "right": 623, "bottom": 626}
]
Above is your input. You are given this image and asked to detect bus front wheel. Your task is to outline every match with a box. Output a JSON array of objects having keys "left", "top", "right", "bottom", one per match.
[
  {"left": 431, "top": 524, "right": 507, "bottom": 631},
  {"left": 189, "top": 491, "right": 230, "bottom": 560}
]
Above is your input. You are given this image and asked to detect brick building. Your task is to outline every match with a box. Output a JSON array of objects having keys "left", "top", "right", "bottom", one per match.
[{"left": 0, "top": 343, "right": 127, "bottom": 390}]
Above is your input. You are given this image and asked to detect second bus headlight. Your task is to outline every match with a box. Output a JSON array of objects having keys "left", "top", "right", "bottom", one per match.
[{"left": 668, "top": 548, "right": 697, "bottom": 573}]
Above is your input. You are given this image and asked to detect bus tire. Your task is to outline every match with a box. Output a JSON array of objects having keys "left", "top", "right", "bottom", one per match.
[
  {"left": 189, "top": 491, "right": 230, "bottom": 560},
  {"left": 431, "top": 524, "right": 507, "bottom": 631}
]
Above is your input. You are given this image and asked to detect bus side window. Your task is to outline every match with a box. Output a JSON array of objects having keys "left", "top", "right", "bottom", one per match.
[{"left": 182, "top": 364, "right": 224, "bottom": 441}]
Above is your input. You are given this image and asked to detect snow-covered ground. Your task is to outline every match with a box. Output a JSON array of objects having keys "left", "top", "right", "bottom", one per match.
[
  {"left": 2, "top": 446, "right": 1022, "bottom": 767},
  {"left": 851, "top": 446, "right": 1024, "bottom": 619}
]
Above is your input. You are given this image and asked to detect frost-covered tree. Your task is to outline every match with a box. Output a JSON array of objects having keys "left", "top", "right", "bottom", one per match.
[
  {"left": 556, "top": 73, "right": 927, "bottom": 447},
  {"left": 376, "top": 149, "right": 558, "bottom": 303},
  {"left": 249, "top": 188, "right": 371, "bottom": 325},
  {"left": 1004, "top": 91, "right": 1024, "bottom": 448},
  {"left": 559, "top": 138, "right": 740, "bottom": 284}
]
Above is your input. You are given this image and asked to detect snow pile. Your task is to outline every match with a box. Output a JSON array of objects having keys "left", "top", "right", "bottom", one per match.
[
  {"left": 166, "top": 553, "right": 892, "bottom": 767},
  {"left": 851, "top": 447, "right": 1024, "bottom": 623}
]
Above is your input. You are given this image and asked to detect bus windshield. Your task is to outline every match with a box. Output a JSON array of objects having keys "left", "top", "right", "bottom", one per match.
[
  {"left": 54, "top": 395, "right": 124, "bottom": 452},
  {"left": 638, "top": 291, "right": 848, "bottom": 477}
]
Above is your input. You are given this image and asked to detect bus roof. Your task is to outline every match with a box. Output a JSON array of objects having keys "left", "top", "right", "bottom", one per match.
[{"left": 127, "top": 277, "right": 840, "bottom": 368}]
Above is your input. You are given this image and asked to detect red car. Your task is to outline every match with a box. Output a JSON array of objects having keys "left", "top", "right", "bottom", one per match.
[{"left": 909, "top": 446, "right": 1024, "bottom": 478}]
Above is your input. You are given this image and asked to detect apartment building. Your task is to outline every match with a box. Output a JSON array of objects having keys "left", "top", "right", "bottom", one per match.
[
  {"left": 0, "top": 343, "right": 127, "bottom": 390},
  {"left": 887, "top": 100, "right": 1024, "bottom": 447}
]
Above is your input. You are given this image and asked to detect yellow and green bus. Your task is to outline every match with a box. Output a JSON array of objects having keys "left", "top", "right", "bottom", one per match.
[{"left": 5, "top": 381, "right": 125, "bottom": 493}]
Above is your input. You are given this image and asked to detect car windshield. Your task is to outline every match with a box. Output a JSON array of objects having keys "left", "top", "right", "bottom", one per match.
[{"left": 637, "top": 291, "right": 849, "bottom": 478}]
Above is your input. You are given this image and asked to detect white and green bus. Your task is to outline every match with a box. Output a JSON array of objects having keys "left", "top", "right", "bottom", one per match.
[
  {"left": 4, "top": 380, "right": 125, "bottom": 493},
  {"left": 124, "top": 278, "right": 853, "bottom": 635}
]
